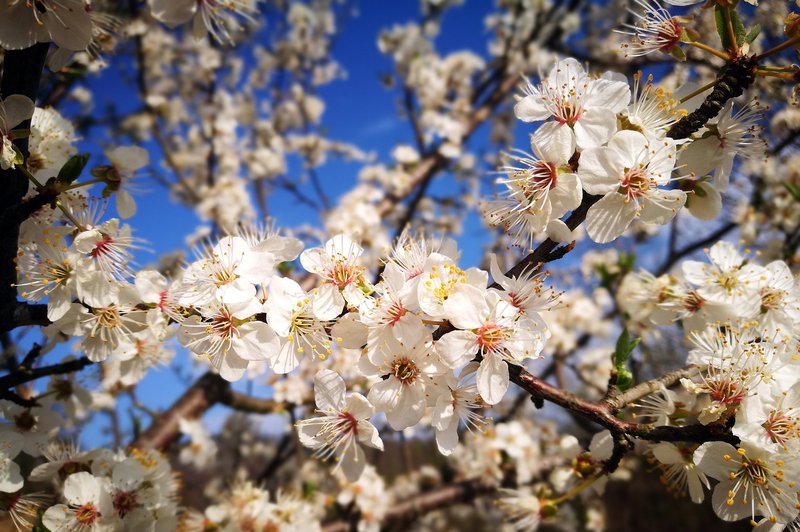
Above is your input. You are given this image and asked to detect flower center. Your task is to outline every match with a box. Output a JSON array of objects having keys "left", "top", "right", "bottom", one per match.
[
  {"left": 387, "top": 302, "right": 406, "bottom": 325},
  {"left": 717, "top": 272, "right": 739, "bottom": 292},
  {"left": 209, "top": 310, "right": 237, "bottom": 340},
  {"left": 90, "top": 235, "right": 115, "bottom": 259},
  {"left": 619, "top": 167, "right": 652, "bottom": 200},
  {"left": 337, "top": 411, "right": 359, "bottom": 435},
  {"left": 425, "top": 263, "right": 466, "bottom": 304},
  {"left": 392, "top": 357, "right": 420, "bottom": 385},
  {"left": 75, "top": 503, "right": 100, "bottom": 525},
  {"left": 52, "top": 379, "right": 74, "bottom": 400},
  {"left": 760, "top": 288, "right": 783, "bottom": 312},
  {"left": 330, "top": 262, "right": 359, "bottom": 288},
  {"left": 707, "top": 378, "right": 746, "bottom": 406},
  {"left": 763, "top": 410, "right": 798, "bottom": 446},
  {"left": 94, "top": 306, "right": 122, "bottom": 329},
  {"left": 14, "top": 411, "right": 35, "bottom": 432},
  {"left": 112, "top": 490, "right": 139, "bottom": 518},
  {"left": 683, "top": 290, "right": 704, "bottom": 313},
  {"left": 519, "top": 161, "right": 558, "bottom": 200},
  {"left": 211, "top": 266, "right": 237, "bottom": 288},
  {"left": 555, "top": 99, "right": 583, "bottom": 126},
  {"left": 656, "top": 19, "right": 682, "bottom": 52},
  {"left": 476, "top": 323, "right": 506, "bottom": 353},
  {"left": 290, "top": 311, "right": 315, "bottom": 336}
]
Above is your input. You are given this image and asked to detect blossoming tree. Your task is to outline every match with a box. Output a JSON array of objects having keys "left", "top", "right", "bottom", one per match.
[{"left": 0, "top": 0, "right": 799, "bottom": 530}]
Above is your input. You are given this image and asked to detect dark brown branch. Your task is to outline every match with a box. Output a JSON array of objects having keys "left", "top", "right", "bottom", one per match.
[
  {"left": 666, "top": 56, "right": 757, "bottom": 140},
  {"left": 0, "top": 44, "right": 50, "bottom": 332},
  {"left": 508, "top": 364, "right": 737, "bottom": 445},
  {"left": 9, "top": 302, "right": 49, "bottom": 330},
  {"left": 0, "top": 356, "right": 93, "bottom": 390},
  {"left": 655, "top": 221, "right": 736, "bottom": 276}
]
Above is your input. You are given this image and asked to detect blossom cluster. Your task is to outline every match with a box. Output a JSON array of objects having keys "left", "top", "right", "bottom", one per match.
[
  {"left": 615, "top": 241, "right": 800, "bottom": 525},
  {"left": 484, "top": 58, "right": 762, "bottom": 246}
]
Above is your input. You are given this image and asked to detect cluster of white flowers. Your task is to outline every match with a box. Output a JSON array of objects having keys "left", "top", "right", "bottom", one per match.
[
  {"left": 32, "top": 444, "right": 180, "bottom": 530},
  {"left": 292, "top": 231, "right": 557, "bottom": 474},
  {"left": 484, "top": 57, "right": 762, "bottom": 246},
  {"left": 615, "top": 241, "right": 800, "bottom": 525},
  {"left": 181, "top": 481, "right": 322, "bottom": 531}
]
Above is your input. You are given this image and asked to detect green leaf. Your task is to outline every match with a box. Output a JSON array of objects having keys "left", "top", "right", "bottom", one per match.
[
  {"left": 784, "top": 181, "right": 800, "bottom": 202},
  {"left": 619, "top": 252, "right": 636, "bottom": 273},
  {"left": 731, "top": 10, "right": 746, "bottom": 47},
  {"left": 745, "top": 25, "right": 760, "bottom": 45},
  {"left": 8, "top": 127, "right": 30, "bottom": 139},
  {"left": 56, "top": 153, "right": 90, "bottom": 184},
  {"left": 715, "top": 5, "right": 746, "bottom": 49},
  {"left": 669, "top": 46, "right": 687, "bottom": 62},
  {"left": 613, "top": 329, "right": 640, "bottom": 367}
]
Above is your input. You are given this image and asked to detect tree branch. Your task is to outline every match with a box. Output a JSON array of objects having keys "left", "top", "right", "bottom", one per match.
[
  {"left": 0, "top": 44, "right": 50, "bottom": 332},
  {"left": 129, "top": 372, "right": 229, "bottom": 450},
  {"left": 0, "top": 356, "right": 93, "bottom": 390}
]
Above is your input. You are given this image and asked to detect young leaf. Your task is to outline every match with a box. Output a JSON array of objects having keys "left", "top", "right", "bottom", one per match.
[
  {"left": 56, "top": 153, "right": 90, "bottom": 185},
  {"left": 784, "top": 181, "right": 800, "bottom": 202},
  {"left": 714, "top": 5, "right": 745, "bottom": 50},
  {"left": 613, "top": 329, "right": 641, "bottom": 368},
  {"left": 745, "top": 25, "right": 760, "bottom": 45}
]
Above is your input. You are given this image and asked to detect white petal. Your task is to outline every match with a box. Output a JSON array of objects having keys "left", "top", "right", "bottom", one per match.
[
  {"left": 116, "top": 190, "right": 137, "bottom": 219},
  {"left": 312, "top": 284, "right": 345, "bottom": 321},
  {"left": 587, "top": 77, "right": 631, "bottom": 113},
  {"left": 585, "top": 193, "right": 636, "bottom": 243},
  {"left": 639, "top": 189, "right": 686, "bottom": 226},
  {"left": 1, "top": 95, "right": 34, "bottom": 131},
  {"left": 435, "top": 422, "right": 460, "bottom": 456},
  {"left": 514, "top": 94, "right": 550, "bottom": 122},
  {"left": 436, "top": 330, "right": 478, "bottom": 369},
  {"left": 339, "top": 444, "right": 366, "bottom": 482},
  {"left": 346, "top": 393, "right": 375, "bottom": 420},
  {"left": 545, "top": 219, "right": 575, "bottom": 243},
  {"left": 477, "top": 354, "right": 509, "bottom": 405},
  {"left": 357, "top": 420, "right": 384, "bottom": 451},
  {"left": 367, "top": 377, "right": 402, "bottom": 412},
  {"left": 218, "top": 352, "right": 249, "bottom": 382},
  {"left": 107, "top": 146, "right": 149, "bottom": 172},
  {"left": 271, "top": 341, "right": 301, "bottom": 374},
  {"left": 385, "top": 384, "right": 425, "bottom": 430},
  {"left": 577, "top": 147, "right": 620, "bottom": 194},
  {"left": 531, "top": 121, "right": 575, "bottom": 163},
  {"left": 711, "top": 480, "right": 750, "bottom": 521},
  {"left": 150, "top": 0, "right": 197, "bottom": 26},
  {"left": 330, "top": 313, "right": 367, "bottom": 349},
  {"left": 574, "top": 107, "right": 618, "bottom": 149},
  {"left": 443, "top": 284, "right": 489, "bottom": 330},
  {"left": 234, "top": 321, "right": 279, "bottom": 361},
  {"left": 314, "top": 369, "right": 346, "bottom": 411},
  {"left": 686, "top": 181, "right": 722, "bottom": 221},
  {"left": 652, "top": 442, "right": 682, "bottom": 465},
  {"left": 693, "top": 441, "right": 737, "bottom": 481}
]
